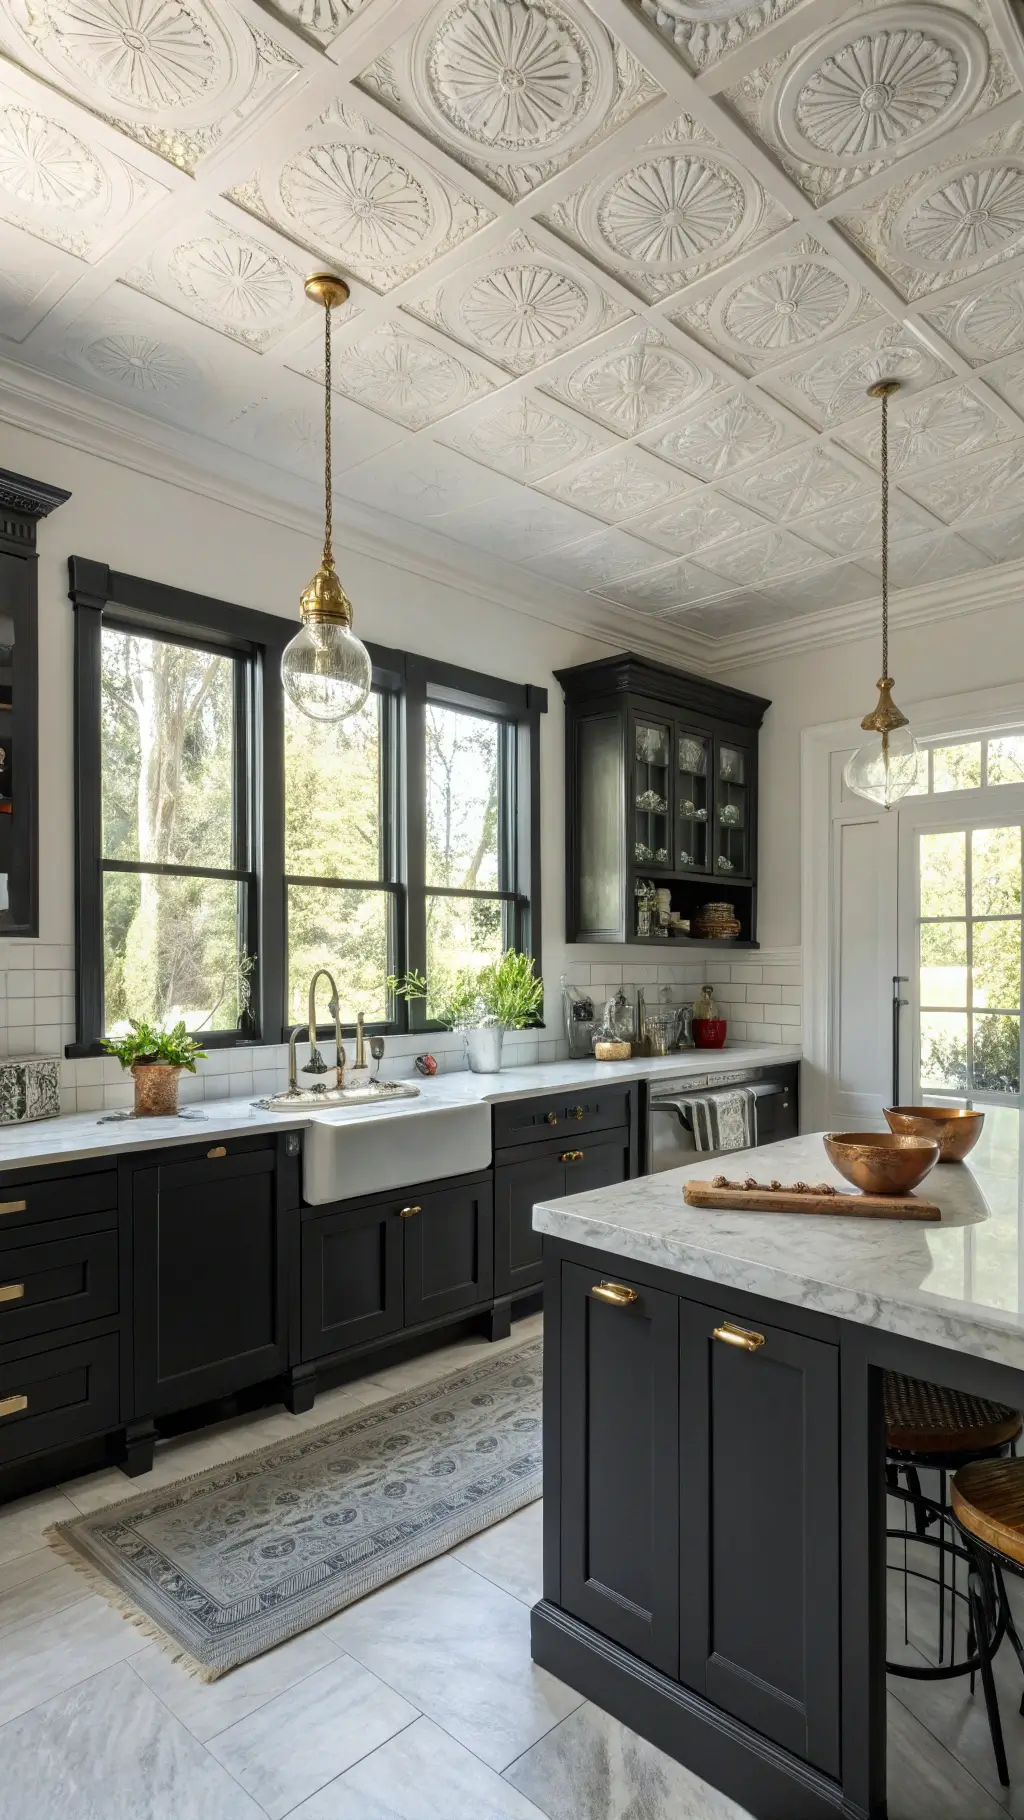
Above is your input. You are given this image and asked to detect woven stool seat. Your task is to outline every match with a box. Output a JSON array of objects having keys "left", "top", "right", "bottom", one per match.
[
  {"left": 953, "top": 1459, "right": 1024, "bottom": 1569},
  {"left": 884, "top": 1372, "right": 1022, "bottom": 1455}
]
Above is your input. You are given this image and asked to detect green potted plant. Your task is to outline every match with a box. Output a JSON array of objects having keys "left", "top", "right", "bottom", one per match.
[
  {"left": 101, "top": 1019, "right": 207, "bottom": 1117},
  {"left": 389, "top": 950, "right": 543, "bottom": 1074}
]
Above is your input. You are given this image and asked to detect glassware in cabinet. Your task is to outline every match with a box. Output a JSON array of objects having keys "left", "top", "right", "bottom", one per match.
[
  {"left": 677, "top": 728, "right": 710, "bottom": 872},
  {"left": 716, "top": 742, "right": 748, "bottom": 877},
  {"left": 633, "top": 721, "right": 670, "bottom": 867}
]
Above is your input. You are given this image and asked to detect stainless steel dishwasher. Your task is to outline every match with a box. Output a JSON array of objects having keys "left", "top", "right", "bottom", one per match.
[{"left": 646, "top": 1066, "right": 791, "bottom": 1171}]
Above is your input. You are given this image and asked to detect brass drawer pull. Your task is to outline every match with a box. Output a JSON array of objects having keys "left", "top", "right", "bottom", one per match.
[
  {"left": 591, "top": 1281, "right": 638, "bottom": 1307},
  {"left": 569, "top": 1106, "right": 585, "bottom": 1120},
  {"left": 0, "top": 1393, "right": 27, "bottom": 1418},
  {"left": 545, "top": 1111, "right": 558, "bottom": 1125},
  {"left": 0, "top": 1283, "right": 25, "bottom": 1304},
  {"left": 207, "top": 1146, "right": 227, "bottom": 1159},
  {"left": 714, "top": 1321, "right": 765, "bottom": 1352},
  {"left": 398, "top": 1203, "right": 421, "bottom": 1218},
  {"left": 559, "top": 1149, "right": 584, "bottom": 1163},
  {"left": 0, "top": 1200, "right": 26, "bottom": 1216}
]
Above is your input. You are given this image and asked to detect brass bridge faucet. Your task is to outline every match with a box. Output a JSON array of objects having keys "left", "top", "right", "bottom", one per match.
[{"left": 288, "top": 968, "right": 346, "bottom": 1092}]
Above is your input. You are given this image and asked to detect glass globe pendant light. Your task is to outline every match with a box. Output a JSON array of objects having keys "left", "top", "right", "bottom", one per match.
[
  {"left": 843, "top": 378, "right": 920, "bottom": 809},
  {"left": 281, "top": 273, "right": 372, "bottom": 723}
]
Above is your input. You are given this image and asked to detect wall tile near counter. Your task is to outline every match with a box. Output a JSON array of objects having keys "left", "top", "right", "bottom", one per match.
[{"left": 702, "top": 950, "right": 803, "bottom": 1048}]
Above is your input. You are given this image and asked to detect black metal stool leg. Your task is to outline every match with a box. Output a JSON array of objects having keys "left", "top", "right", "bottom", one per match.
[
  {"left": 997, "top": 1570, "right": 1024, "bottom": 1715},
  {"left": 969, "top": 1563, "right": 1010, "bottom": 1787}
]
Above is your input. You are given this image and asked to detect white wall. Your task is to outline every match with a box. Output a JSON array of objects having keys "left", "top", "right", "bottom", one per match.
[
  {"left": 0, "top": 420, "right": 778, "bottom": 1111},
  {"left": 723, "top": 598, "right": 1024, "bottom": 953}
]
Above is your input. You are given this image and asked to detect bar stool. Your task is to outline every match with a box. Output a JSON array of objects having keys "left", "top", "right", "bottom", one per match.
[
  {"left": 884, "top": 1373, "right": 1021, "bottom": 1676},
  {"left": 951, "top": 1457, "right": 1024, "bottom": 1786}
]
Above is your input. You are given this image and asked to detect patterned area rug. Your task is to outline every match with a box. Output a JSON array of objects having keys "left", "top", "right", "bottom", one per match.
[{"left": 49, "top": 1340, "right": 542, "bottom": 1680}]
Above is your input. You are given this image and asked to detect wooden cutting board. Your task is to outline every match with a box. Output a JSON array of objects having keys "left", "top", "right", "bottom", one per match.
[{"left": 683, "top": 1180, "right": 941, "bottom": 1221}]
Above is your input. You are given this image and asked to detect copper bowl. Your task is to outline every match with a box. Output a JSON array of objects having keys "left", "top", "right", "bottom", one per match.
[
  {"left": 823, "top": 1131, "right": 941, "bottom": 1196},
  {"left": 883, "top": 1105, "right": 985, "bottom": 1163}
]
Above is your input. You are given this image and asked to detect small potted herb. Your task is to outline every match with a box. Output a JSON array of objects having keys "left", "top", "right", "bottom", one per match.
[
  {"left": 389, "top": 950, "right": 543, "bottom": 1074},
  {"left": 101, "top": 1019, "right": 207, "bottom": 1117}
]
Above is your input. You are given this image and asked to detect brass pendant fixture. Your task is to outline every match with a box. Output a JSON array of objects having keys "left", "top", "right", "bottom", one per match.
[
  {"left": 842, "top": 379, "right": 920, "bottom": 809},
  {"left": 281, "top": 273, "right": 372, "bottom": 723}
]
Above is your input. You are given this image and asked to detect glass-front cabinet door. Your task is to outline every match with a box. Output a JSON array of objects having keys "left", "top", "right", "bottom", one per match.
[
  {"left": 633, "top": 719, "right": 671, "bottom": 870},
  {"left": 677, "top": 728, "right": 710, "bottom": 873},
  {"left": 716, "top": 742, "right": 749, "bottom": 879}
]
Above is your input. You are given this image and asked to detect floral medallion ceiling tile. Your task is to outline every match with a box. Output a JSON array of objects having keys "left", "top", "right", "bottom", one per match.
[
  {"left": 440, "top": 389, "right": 608, "bottom": 476},
  {"left": 671, "top": 235, "right": 881, "bottom": 375},
  {"left": 632, "top": 0, "right": 808, "bottom": 76},
  {"left": 356, "top": 0, "right": 663, "bottom": 201},
  {"left": 540, "top": 325, "right": 721, "bottom": 436},
  {"left": 532, "top": 443, "right": 693, "bottom": 521}
]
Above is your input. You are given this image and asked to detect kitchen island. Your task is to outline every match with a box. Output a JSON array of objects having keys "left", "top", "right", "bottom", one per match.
[{"left": 530, "top": 1133, "right": 1017, "bottom": 1820}]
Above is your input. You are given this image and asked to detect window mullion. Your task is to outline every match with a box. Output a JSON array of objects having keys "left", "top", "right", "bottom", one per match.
[
  {"left": 259, "top": 635, "right": 287, "bottom": 1047},
  {"left": 404, "top": 664, "right": 428, "bottom": 1032}
]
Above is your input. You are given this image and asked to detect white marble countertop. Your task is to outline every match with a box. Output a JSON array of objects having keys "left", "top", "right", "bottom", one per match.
[
  {"left": 0, "top": 1044, "right": 799, "bottom": 1173},
  {"left": 534, "top": 1130, "right": 1024, "bottom": 1372}
]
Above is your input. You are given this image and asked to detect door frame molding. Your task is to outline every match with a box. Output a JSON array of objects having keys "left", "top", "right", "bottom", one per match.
[{"left": 802, "top": 680, "right": 1024, "bottom": 1131}]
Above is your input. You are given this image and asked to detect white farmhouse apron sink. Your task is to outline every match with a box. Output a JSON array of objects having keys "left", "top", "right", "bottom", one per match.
[{"left": 302, "top": 1098, "right": 492, "bottom": 1205}]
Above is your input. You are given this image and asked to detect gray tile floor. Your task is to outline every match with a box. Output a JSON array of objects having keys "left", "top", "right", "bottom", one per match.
[{"left": 0, "top": 1313, "right": 1015, "bottom": 1820}]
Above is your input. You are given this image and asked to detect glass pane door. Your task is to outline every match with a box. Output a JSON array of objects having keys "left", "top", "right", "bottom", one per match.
[
  {"left": 633, "top": 720, "right": 670, "bottom": 869},
  {"left": 916, "top": 824, "right": 1021, "bottom": 1104},
  {"left": 716, "top": 743, "right": 748, "bottom": 879},
  {"left": 677, "top": 729, "right": 709, "bottom": 872}
]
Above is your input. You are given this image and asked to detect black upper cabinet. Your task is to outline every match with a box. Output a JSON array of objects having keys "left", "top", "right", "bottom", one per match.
[{"left": 556, "top": 653, "right": 770, "bottom": 948}]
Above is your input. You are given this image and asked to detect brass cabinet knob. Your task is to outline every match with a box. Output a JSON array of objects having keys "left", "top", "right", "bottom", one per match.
[
  {"left": 0, "top": 1393, "right": 27, "bottom": 1418},
  {"left": 558, "top": 1149, "right": 584, "bottom": 1162},
  {"left": 0, "top": 1200, "right": 26, "bottom": 1216},
  {"left": 591, "top": 1282, "right": 638, "bottom": 1307},
  {"left": 207, "top": 1146, "right": 227, "bottom": 1159},
  {"left": 398, "top": 1204, "right": 422, "bottom": 1218},
  {"left": 570, "top": 1106, "right": 584, "bottom": 1120},
  {"left": 713, "top": 1321, "right": 765, "bottom": 1352},
  {"left": 0, "top": 1283, "right": 25, "bottom": 1304},
  {"left": 545, "top": 1111, "right": 558, "bottom": 1125}
]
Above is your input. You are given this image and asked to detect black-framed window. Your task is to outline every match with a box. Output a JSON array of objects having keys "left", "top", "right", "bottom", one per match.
[{"left": 69, "top": 558, "right": 545, "bottom": 1053}]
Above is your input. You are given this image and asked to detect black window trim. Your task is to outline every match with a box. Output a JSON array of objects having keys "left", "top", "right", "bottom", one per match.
[{"left": 67, "top": 556, "right": 546, "bottom": 1056}]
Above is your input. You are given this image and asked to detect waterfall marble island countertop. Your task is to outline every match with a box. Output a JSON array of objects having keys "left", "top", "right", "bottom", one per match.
[
  {"left": 0, "top": 1042, "right": 800, "bottom": 1171},
  {"left": 532, "top": 1130, "right": 1024, "bottom": 1369}
]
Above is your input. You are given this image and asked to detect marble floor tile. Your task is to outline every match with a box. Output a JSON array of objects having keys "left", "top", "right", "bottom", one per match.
[
  {"left": 288, "top": 1715, "right": 551, "bottom": 1819},
  {"left": 452, "top": 1500, "right": 543, "bottom": 1608},
  {"left": 325, "top": 1555, "right": 583, "bottom": 1771},
  {"left": 505, "top": 1700, "right": 753, "bottom": 1820},
  {"left": 886, "top": 1691, "right": 1005, "bottom": 1820},
  {"left": 0, "top": 1591, "right": 148, "bottom": 1724},
  {"left": 206, "top": 1649, "right": 418, "bottom": 1819},
  {"left": 889, "top": 1600, "right": 1024, "bottom": 1815},
  {"left": 0, "top": 1658, "right": 266, "bottom": 1820},
  {"left": 61, "top": 1428, "right": 245, "bottom": 1514},
  {"left": 131, "top": 1626, "right": 341, "bottom": 1743},
  {"left": 0, "top": 1485, "right": 80, "bottom": 1565},
  {"left": 0, "top": 1547, "right": 91, "bottom": 1637}
]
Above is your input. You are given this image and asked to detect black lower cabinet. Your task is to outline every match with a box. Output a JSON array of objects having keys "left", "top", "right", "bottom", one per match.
[
  {"left": 403, "top": 1178, "right": 493, "bottom": 1324},
  {"left": 554, "top": 1260, "right": 840, "bottom": 1778},
  {"left": 494, "top": 1132, "right": 632, "bottom": 1297},
  {"left": 0, "top": 1333, "right": 119, "bottom": 1466},
  {"left": 133, "top": 1142, "right": 287, "bottom": 1418}
]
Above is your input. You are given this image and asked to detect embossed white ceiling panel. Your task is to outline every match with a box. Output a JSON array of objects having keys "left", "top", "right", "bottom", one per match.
[{"left": 1, "top": 0, "right": 1024, "bottom": 655}]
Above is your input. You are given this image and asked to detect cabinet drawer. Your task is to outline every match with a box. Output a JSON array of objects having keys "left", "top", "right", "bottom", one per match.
[
  {"left": 0, "top": 1333, "right": 119, "bottom": 1466},
  {"left": 0, "top": 1170, "right": 117, "bottom": 1241},
  {"left": 493, "top": 1087, "right": 632, "bottom": 1152},
  {"left": 0, "top": 1229, "right": 118, "bottom": 1346}
]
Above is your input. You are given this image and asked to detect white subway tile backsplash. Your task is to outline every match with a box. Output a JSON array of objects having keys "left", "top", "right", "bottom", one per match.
[
  {"left": 759, "top": 1023, "right": 784, "bottom": 1044},
  {"left": 741, "top": 1001, "right": 764, "bottom": 1023},
  {"left": 762, "top": 967, "right": 801, "bottom": 986},
  {"left": 746, "top": 984, "right": 782, "bottom": 1005},
  {"left": 776, "top": 1003, "right": 802, "bottom": 1026},
  {"left": 6, "top": 971, "right": 34, "bottom": 998},
  {"left": 75, "top": 1086, "right": 105, "bottom": 1113},
  {"left": 730, "top": 965, "right": 763, "bottom": 985}
]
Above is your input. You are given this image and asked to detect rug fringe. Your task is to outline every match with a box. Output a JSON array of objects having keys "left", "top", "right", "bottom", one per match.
[{"left": 43, "top": 1523, "right": 215, "bottom": 1679}]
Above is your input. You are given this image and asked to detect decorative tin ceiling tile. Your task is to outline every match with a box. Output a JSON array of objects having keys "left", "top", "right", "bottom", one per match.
[
  {"left": 724, "top": 1, "right": 1013, "bottom": 208},
  {"left": 0, "top": 1, "right": 300, "bottom": 174},
  {"left": 634, "top": 0, "right": 806, "bottom": 76},
  {"left": 835, "top": 118, "right": 1024, "bottom": 301},
  {"left": 0, "top": 224, "right": 80, "bottom": 340},
  {"left": 960, "top": 508, "right": 1024, "bottom": 561},
  {"left": 627, "top": 489, "right": 762, "bottom": 554},
  {"left": 798, "top": 490, "right": 938, "bottom": 556},
  {"left": 837, "top": 382, "right": 1016, "bottom": 476},
  {"left": 893, "top": 441, "right": 1024, "bottom": 521},
  {"left": 126, "top": 215, "right": 313, "bottom": 349},
  {"left": 532, "top": 445, "right": 691, "bottom": 522},
  {"left": 319, "top": 320, "right": 493, "bottom": 429},
  {"left": 666, "top": 592, "right": 779, "bottom": 639},
  {"left": 599, "top": 555, "right": 737, "bottom": 614},
  {"left": 441, "top": 392, "right": 602, "bottom": 477},
  {"left": 338, "top": 444, "right": 506, "bottom": 522},
  {"left": 983, "top": 351, "right": 1024, "bottom": 416},
  {"left": 0, "top": 94, "right": 164, "bottom": 262},
  {"left": 356, "top": 0, "right": 661, "bottom": 202},
  {"left": 695, "top": 526, "right": 825, "bottom": 586},
  {"left": 641, "top": 390, "right": 791, "bottom": 479},
  {"left": 672, "top": 236, "right": 879, "bottom": 375},
  {"left": 256, "top": 0, "right": 374, "bottom": 48},
  {"left": 228, "top": 100, "right": 494, "bottom": 294},
  {"left": 858, "top": 527, "right": 992, "bottom": 589},
  {"left": 540, "top": 112, "right": 791, "bottom": 301},
  {"left": 722, "top": 442, "right": 869, "bottom": 519},
  {"left": 442, "top": 489, "right": 599, "bottom": 559},
  {"left": 759, "top": 322, "right": 954, "bottom": 427},
  {"left": 754, "top": 560, "right": 876, "bottom": 615},
  {"left": 922, "top": 276, "right": 1024, "bottom": 365},
  {"left": 404, "top": 228, "right": 630, "bottom": 373},
  {"left": 525, "top": 525, "right": 674, "bottom": 587},
  {"left": 541, "top": 325, "right": 719, "bottom": 437},
  {"left": 60, "top": 296, "right": 213, "bottom": 415}
]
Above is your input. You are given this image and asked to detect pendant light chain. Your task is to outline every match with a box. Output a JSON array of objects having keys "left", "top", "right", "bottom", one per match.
[
  {"left": 880, "top": 385, "right": 889, "bottom": 681},
  {"left": 323, "top": 297, "right": 333, "bottom": 567}
]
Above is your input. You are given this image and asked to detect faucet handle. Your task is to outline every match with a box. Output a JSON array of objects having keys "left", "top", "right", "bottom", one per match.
[{"left": 302, "top": 1047, "right": 330, "bottom": 1075}]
